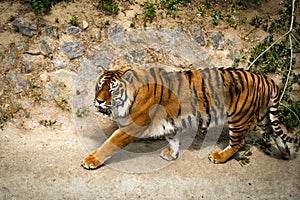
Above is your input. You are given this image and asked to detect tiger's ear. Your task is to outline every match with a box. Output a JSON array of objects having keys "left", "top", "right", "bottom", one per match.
[
  {"left": 120, "top": 66, "right": 132, "bottom": 74},
  {"left": 122, "top": 70, "right": 134, "bottom": 83}
]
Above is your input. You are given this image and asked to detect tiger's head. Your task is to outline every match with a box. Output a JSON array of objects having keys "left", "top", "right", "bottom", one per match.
[{"left": 94, "top": 66, "right": 132, "bottom": 117}]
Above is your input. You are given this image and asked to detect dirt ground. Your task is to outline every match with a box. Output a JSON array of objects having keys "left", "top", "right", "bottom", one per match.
[
  {"left": 1, "top": 121, "right": 300, "bottom": 199},
  {"left": 0, "top": 0, "right": 300, "bottom": 199}
]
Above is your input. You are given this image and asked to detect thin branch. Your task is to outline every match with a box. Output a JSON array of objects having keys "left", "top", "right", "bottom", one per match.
[
  {"left": 280, "top": 102, "right": 300, "bottom": 122},
  {"left": 247, "top": 31, "right": 290, "bottom": 70},
  {"left": 279, "top": 34, "right": 293, "bottom": 103},
  {"left": 279, "top": 0, "right": 295, "bottom": 103},
  {"left": 291, "top": 33, "right": 300, "bottom": 46}
]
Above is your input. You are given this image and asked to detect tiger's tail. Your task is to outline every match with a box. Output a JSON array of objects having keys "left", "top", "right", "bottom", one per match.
[{"left": 268, "top": 82, "right": 299, "bottom": 159}]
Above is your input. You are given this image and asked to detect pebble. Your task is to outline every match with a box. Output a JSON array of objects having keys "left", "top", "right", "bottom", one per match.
[{"left": 82, "top": 20, "right": 89, "bottom": 30}]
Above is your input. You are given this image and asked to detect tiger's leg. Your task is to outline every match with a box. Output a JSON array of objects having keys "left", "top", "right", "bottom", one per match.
[
  {"left": 81, "top": 129, "right": 136, "bottom": 169},
  {"left": 258, "top": 106, "right": 291, "bottom": 159},
  {"left": 208, "top": 129, "right": 247, "bottom": 164},
  {"left": 268, "top": 113, "right": 291, "bottom": 159},
  {"left": 160, "top": 134, "right": 180, "bottom": 161}
]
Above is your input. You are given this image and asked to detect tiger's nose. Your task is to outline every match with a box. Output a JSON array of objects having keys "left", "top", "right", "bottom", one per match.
[{"left": 95, "top": 99, "right": 105, "bottom": 105}]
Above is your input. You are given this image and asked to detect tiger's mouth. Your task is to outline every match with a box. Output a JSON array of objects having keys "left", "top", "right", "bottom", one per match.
[{"left": 95, "top": 105, "right": 112, "bottom": 116}]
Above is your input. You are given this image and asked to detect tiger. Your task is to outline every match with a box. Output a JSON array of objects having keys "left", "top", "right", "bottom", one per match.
[{"left": 81, "top": 66, "right": 299, "bottom": 170}]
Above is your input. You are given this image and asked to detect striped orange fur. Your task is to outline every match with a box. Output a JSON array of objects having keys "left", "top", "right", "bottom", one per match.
[{"left": 81, "top": 66, "right": 298, "bottom": 169}]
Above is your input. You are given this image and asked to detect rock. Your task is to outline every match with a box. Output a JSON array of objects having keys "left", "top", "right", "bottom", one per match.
[
  {"left": 0, "top": 44, "right": 18, "bottom": 70},
  {"left": 82, "top": 20, "right": 89, "bottom": 30},
  {"left": 66, "top": 26, "right": 83, "bottom": 35},
  {"left": 12, "top": 20, "right": 38, "bottom": 37},
  {"left": 108, "top": 24, "right": 124, "bottom": 45},
  {"left": 61, "top": 41, "right": 85, "bottom": 59},
  {"left": 88, "top": 50, "right": 112, "bottom": 69},
  {"left": 39, "top": 39, "right": 55, "bottom": 55},
  {"left": 108, "top": 24, "right": 123, "bottom": 38},
  {"left": 21, "top": 54, "right": 45, "bottom": 73},
  {"left": 127, "top": 48, "right": 145, "bottom": 64},
  {"left": 43, "top": 82, "right": 62, "bottom": 101},
  {"left": 21, "top": 57, "right": 34, "bottom": 73},
  {"left": 6, "top": 72, "right": 29, "bottom": 93},
  {"left": 52, "top": 60, "right": 67, "bottom": 69},
  {"left": 210, "top": 31, "right": 224, "bottom": 50},
  {"left": 189, "top": 25, "right": 205, "bottom": 46},
  {"left": 44, "top": 26, "right": 58, "bottom": 39},
  {"left": 80, "top": 58, "right": 99, "bottom": 81}
]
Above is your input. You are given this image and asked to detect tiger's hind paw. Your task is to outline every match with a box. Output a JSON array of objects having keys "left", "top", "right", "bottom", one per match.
[
  {"left": 160, "top": 148, "right": 179, "bottom": 161},
  {"left": 81, "top": 154, "right": 103, "bottom": 170}
]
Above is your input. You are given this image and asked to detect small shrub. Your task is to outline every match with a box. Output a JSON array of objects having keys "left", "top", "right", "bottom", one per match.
[
  {"left": 141, "top": 0, "right": 156, "bottom": 26},
  {"left": 70, "top": 16, "right": 79, "bottom": 26},
  {"left": 28, "top": 0, "right": 51, "bottom": 14},
  {"left": 250, "top": 15, "right": 262, "bottom": 28},
  {"left": 250, "top": 35, "right": 289, "bottom": 75},
  {"left": 98, "top": 0, "right": 119, "bottom": 15},
  {"left": 76, "top": 108, "right": 88, "bottom": 118},
  {"left": 8, "top": 15, "right": 15, "bottom": 22},
  {"left": 27, "top": 0, "right": 72, "bottom": 14},
  {"left": 211, "top": 10, "right": 221, "bottom": 26},
  {"left": 279, "top": 102, "right": 300, "bottom": 130}
]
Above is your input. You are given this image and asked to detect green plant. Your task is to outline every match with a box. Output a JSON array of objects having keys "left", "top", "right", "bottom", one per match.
[
  {"left": 211, "top": 10, "right": 221, "bottom": 26},
  {"left": 70, "top": 16, "right": 79, "bottom": 26},
  {"left": 196, "top": 0, "right": 212, "bottom": 16},
  {"left": 76, "top": 107, "right": 88, "bottom": 118},
  {"left": 28, "top": 0, "right": 51, "bottom": 14},
  {"left": 234, "top": 139, "right": 255, "bottom": 166},
  {"left": 249, "top": 35, "right": 289, "bottom": 75},
  {"left": 55, "top": 17, "right": 59, "bottom": 23},
  {"left": 250, "top": 15, "right": 262, "bottom": 28},
  {"left": 44, "top": 52, "right": 53, "bottom": 59},
  {"left": 53, "top": 96, "right": 69, "bottom": 110},
  {"left": 196, "top": 7, "right": 206, "bottom": 16},
  {"left": 0, "top": 107, "right": 9, "bottom": 130},
  {"left": 39, "top": 119, "right": 57, "bottom": 127},
  {"left": 235, "top": 131, "right": 273, "bottom": 166},
  {"left": 279, "top": 102, "right": 300, "bottom": 130},
  {"left": 27, "top": 0, "right": 72, "bottom": 14},
  {"left": 231, "top": 57, "right": 240, "bottom": 69},
  {"left": 13, "top": 26, "right": 19, "bottom": 32},
  {"left": 157, "top": 0, "right": 189, "bottom": 15},
  {"left": 98, "top": 0, "right": 119, "bottom": 15},
  {"left": 8, "top": 15, "right": 15, "bottom": 22},
  {"left": 105, "top": 20, "right": 110, "bottom": 26},
  {"left": 98, "top": 20, "right": 111, "bottom": 29},
  {"left": 141, "top": 0, "right": 156, "bottom": 26},
  {"left": 225, "top": 5, "right": 238, "bottom": 28},
  {"left": 130, "top": 22, "right": 136, "bottom": 28}
]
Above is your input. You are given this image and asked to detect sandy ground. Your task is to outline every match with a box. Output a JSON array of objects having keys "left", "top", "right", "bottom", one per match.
[{"left": 1, "top": 119, "right": 299, "bottom": 199}]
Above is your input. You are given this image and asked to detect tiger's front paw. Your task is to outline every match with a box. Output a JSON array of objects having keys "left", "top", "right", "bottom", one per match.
[
  {"left": 208, "top": 152, "right": 226, "bottom": 164},
  {"left": 160, "top": 148, "right": 179, "bottom": 161},
  {"left": 81, "top": 154, "right": 103, "bottom": 170}
]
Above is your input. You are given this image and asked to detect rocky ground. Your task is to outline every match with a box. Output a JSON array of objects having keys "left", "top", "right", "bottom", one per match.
[{"left": 0, "top": 0, "right": 299, "bottom": 199}]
